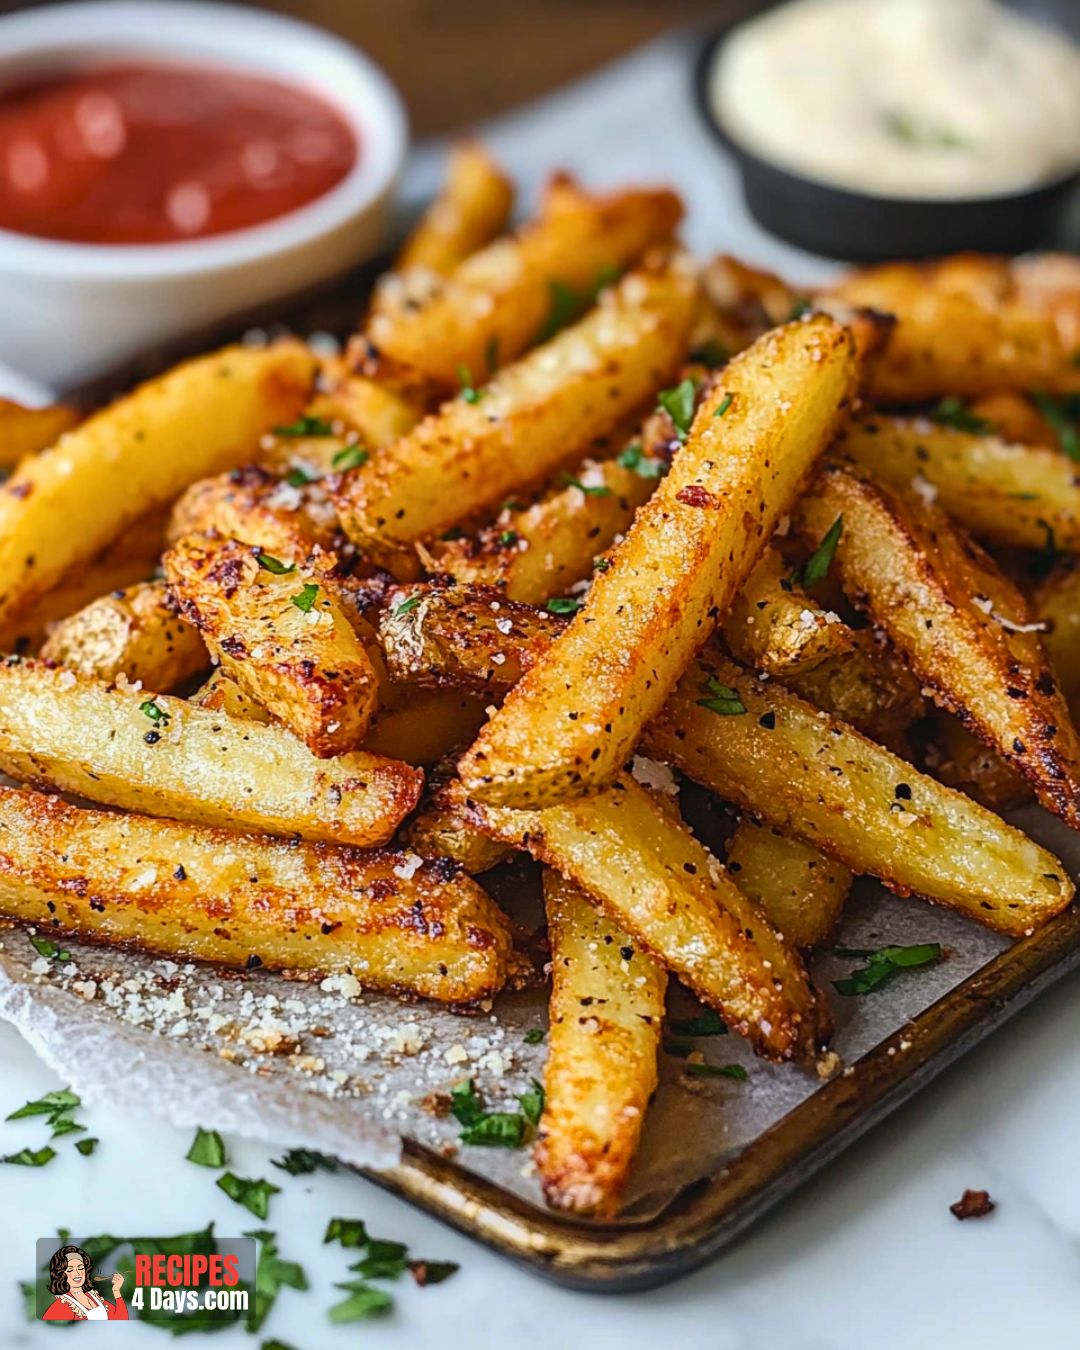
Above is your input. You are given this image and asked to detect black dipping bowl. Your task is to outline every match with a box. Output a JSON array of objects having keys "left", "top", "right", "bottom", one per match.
[{"left": 693, "top": 3, "right": 1080, "bottom": 262}]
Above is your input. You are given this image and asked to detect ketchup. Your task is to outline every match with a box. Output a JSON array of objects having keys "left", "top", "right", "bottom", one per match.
[{"left": 0, "top": 63, "right": 358, "bottom": 245}]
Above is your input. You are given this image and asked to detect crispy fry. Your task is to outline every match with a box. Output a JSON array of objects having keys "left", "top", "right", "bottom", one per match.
[
  {"left": 168, "top": 465, "right": 342, "bottom": 559},
  {"left": 459, "top": 315, "right": 857, "bottom": 806},
  {"left": 0, "top": 342, "right": 315, "bottom": 625},
  {"left": 797, "top": 464, "right": 1080, "bottom": 827},
  {"left": 838, "top": 415, "right": 1080, "bottom": 552},
  {"left": 362, "top": 687, "right": 486, "bottom": 765},
  {"left": 536, "top": 870, "right": 665, "bottom": 1218},
  {"left": 644, "top": 649, "right": 1073, "bottom": 936},
  {"left": 0, "top": 786, "right": 511, "bottom": 1004},
  {"left": 724, "top": 547, "right": 854, "bottom": 676},
  {"left": 404, "top": 785, "right": 512, "bottom": 873},
  {"left": 335, "top": 256, "right": 698, "bottom": 570},
  {"left": 726, "top": 820, "right": 852, "bottom": 949},
  {"left": 367, "top": 185, "right": 683, "bottom": 386},
  {"left": 0, "top": 399, "right": 79, "bottom": 469},
  {"left": 39, "top": 580, "right": 207, "bottom": 690},
  {"left": 395, "top": 143, "right": 514, "bottom": 276},
  {"left": 165, "top": 534, "right": 380, "bottom": 756},
  {"left": 464, "top": 773, "right": 827, "bottom": 1063},
  {"left": 1036, "top": 559, "right": 1080, "bottom": 706},
  {"left": 929, "top": 716, "right": 1032, "bottom": 813},
  {"left": 0, "top": 660, "right": 421, "bottom": 845}
]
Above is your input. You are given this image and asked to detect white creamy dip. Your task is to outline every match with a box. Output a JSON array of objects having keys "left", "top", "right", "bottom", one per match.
[{"left": 711, "top": 0, "right": 1080, "bottom": 198}]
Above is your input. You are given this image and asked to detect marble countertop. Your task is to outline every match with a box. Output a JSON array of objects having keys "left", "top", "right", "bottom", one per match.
[{"left": 3, "top": 32, "right": 1080, "bottom": 1350}]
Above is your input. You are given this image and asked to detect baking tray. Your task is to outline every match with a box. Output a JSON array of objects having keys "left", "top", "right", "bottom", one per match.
[{"left": 56, "top": 267, "right": 1080, "bottom": 1295}]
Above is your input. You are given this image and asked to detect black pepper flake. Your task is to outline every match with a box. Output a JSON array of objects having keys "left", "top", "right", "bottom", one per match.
[
  {"left": 894, "top": 783, "right": 912, "bottom": 800},
  {"left": 173, "top": 865, "right": 186, "bottom": 881},
  {"left": 144, "top": 730, "right": 161, "bottom": 745},
  {"left": 245, "top": 954, "right": 263, "bottom": 970},
  {"left": 758, "top": 711, "right": 776, "bottom": 729},
  {"left": 620, "top": 946, "right": 634, "bottom": 961}
]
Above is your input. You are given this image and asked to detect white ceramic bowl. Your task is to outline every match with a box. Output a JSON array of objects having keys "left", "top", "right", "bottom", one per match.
[{"left": 0, "top": 0, "right": 408, "bottom": 389}]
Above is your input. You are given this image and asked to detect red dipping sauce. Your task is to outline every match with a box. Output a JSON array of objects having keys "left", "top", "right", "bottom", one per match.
[{"left": 0, "top": 62, "right": 358, "bottom": 245}]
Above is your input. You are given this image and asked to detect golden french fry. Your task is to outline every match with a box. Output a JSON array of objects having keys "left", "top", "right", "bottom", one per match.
[
  {"left": 0, "top": 342, "right": 315, "bottom": 625},
  {"left": 536, "top": 870, "right": 665, "bottom": 1218},
  {"left": 929, "top": 716, "right": 1032, "bottom": 813},
  {"left": 465, "top": 773, "right": 828, "bottom": 1063},
  {"left": 459, "top": 315, "right": 857, "bottom": 806},
  {"left": 367, "top": 185, "right": 683, "bottom": 386},
  {"left": 40, "top": 580, "right": 206, "bottom": 690},
  {"left": 644, "top": 649, "right": 1073, "bottom": 936},
  {"left": 838, "top": 416, "right": 1080, "bottom": 551},
  {"left": 0, "top": 399, "right": 80, "bottom": 469},
  {"left": 168, "top": 465, "right": 342, "bottom": 558},
  {"left": 724, "top": 547, "right": 853, "bottom": 676},
  {"left": 0, "top": 785, "right": 511, "bottom": 1004},
  {"left": 726, "top": 820, "right": 851, "bottom": 949},
  {"left": 0, "top": 660, "right": 421, "bottom": 845},
  {"left": 404, "top": 786, "right": 512, "bottom": 874},
  {"left": 1037, "top": 559, "right": 1080, "bottom": 706},
  {"left": 335, "top": 256, "right": 698, "bottom": 569},
  {"left": 165, "top": 534, "right": 380, "bottom": 757},
  {"left": 798, "top": 465, "right": 1080, "bottom": 828},
  {"left": 395, "top": 142, "right": 514, "bottom": 276}
]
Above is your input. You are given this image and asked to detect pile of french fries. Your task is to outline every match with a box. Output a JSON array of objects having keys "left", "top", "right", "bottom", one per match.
[{"left": 1, "top": 143, "right": 1079, "bottom": 1219}]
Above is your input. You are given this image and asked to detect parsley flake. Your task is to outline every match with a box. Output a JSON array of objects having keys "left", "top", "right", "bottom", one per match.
[
  {"left": 324, "top": 1217, "right": 369, "bottom": 1249},
  {"left": 668, "top": 1008, "right": 728, "bottom": 1037},
  {"left": 457, "top": 364, "right": 483, "bottom": 404},
  {"left": 546, "top": 596, "right": 582, "bottom": 615},
  {"left": 271, "top": 1148, "right": 338, "bottom": 1176},
  {"left": 832, "top": 942, "right": 942, "bottom": 996},
  {"left": 216, "top": 1171, "right": 280, "bottom": 1220},
  {"left": 328, "top": 1280, "right": 393, "bottom": 1324},
  {"left": 29, "top": 935, "right": 70, "bottom": 963},
  {"left": 517, "top": 1079, "right": 545, "bottom": 1127},
  {"left": 245, "top": 1227, "right": 308, "bottom": 1334},
  {"left": 657, "top": 377, "right": 698, "bottom": 442},
  {"left": 185, "top": 1127, "right": 227, "bottom": 1169},
  {"left": 1031, "top": 392, "right": 1080, "bottom": 461},
  {"left": 498, "top": 530, "right": 519, "bottom": 547},
  {"left": 74, "top": 1137, "right": 98, "bottom": 1156},
  {"left": 331, "top": 444, "right": 369, "bottom": 471},
  {"left": 685, "top": 1062, "right": 748, "bottom": 1081},
  {"left": 617, "top": 442, "right": 667, "bottom": 478},
  {"left": 139, "top": 698, "right": 169, "bottom": 725},
  {"left": 285, "top": 465, "right": 319, "bottom": 487},
  {"left": 290, "top": 582, "right": 319, "bottom": 613},
  {"left": 696, "top": 675, "right": 746, "bottom": 716},
  {"left": 2, "top": 1145, "right": 56, "bottom": 1166},
  {"left": 7, "top": 1088, "right": 83, "bottom": 1138},
  {"left": 255, "top": 551, "right": 295, "bottom": 575},
  {"left": 799, "top": 515, "right": 844, "bottom": 587},
  {"left": 690, "top": 339, "right": 730, "bottom": 368},
  {"left": 394, "top": 595, "right": 421, "bottom": 616},
  {"left": 524, "top": 1028, "right": 545, "bottom": 1045},
  {"left": 929, "top": 396, "right": 990, "bottom": 434},
  {"left": 274, "top": 415, "right": 334, "bottom": 438},
  {"left": 713, "top": 392, "right": 734, "bottom": 418},
  {"left": 450, "top": 1079, "right": 531, "bottom": 1148}
]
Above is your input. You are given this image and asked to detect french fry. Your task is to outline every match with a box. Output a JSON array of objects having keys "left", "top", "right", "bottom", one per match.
[
  {"left": 536, "top": 870, "right": 665, "bottom": 1218},
  {"left": 969, "top": 391, "right": 1059, "bottom": 450},
  {"left": 362, "top": 687, "right": 487, "bottom": 765},
  {"left": 0, "top": 507, "right": 167, "bottom": 655},
  {"left": 404, "top": 785, "right": 512, "bottom": 874},
  {"left": 838, "top": 416, "right": 1080, "bottom": 552},
  {"left": 726, "top": 820, "right": 852, "bottom": 949},
  {"left": 395, "top": 143, "right": 514, "bottom": 277},
  {"left": 192, "top": 667, "right": 270, "bottom": 722},
  {"left": 797, "top": 465, "right": 1080, "bottom": 828},
  {"left": 168, "top": 465, "right": 343, "bottom": 559},
  {"left": 39, "top": 580, "right": 207, "bottom": 690},
  {"left": 0, "top": 660, "right": 421, "bottom": 846},
  {"left": 165, "top": 534, "right": 380, "bottom": 756},
  {"left": 335, "top": 256, "right": 699, "bottom": 569},
  {"left": 0, "top": 399, "right": 79, "bottom": 469},
  {"left": 464, "top": 773, "right": 827, "bottom": 1063},
  {"left": 0, "top": 342, "right": 315, "bottom": 625},
  {"left": 0, "top": 786, "right": 511, "bottom": 1004},
  {"left": 643, "top": 649, "right": 1073, "bottom": 936},
  {"left": 1036, "top": 559, "right": 1080, "bottom": 706},
  {"left": 367, "top": 185, "right": 683, "bottom": 386},
  {"left": 459, "top": 315, "right": 857, "bottom": 806},
  {"left": 724, "top": 547, "right": 853, "bottom": 676},
  {"left": 928, "top": 716, "right": 1032, "bottom": 813},
  {"left": 829, "top": 262, "right": 1079, "bottom": 401}
]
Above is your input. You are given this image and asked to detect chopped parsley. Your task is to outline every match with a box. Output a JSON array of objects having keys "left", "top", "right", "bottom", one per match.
[
  {"left": 929, "top": 396, "right": 990, "bottom": 434},
  {"left": 274, "top": 415, "right": 334, "bottom": 438},
  {"left": 351, "top": 1238, "right": 409, "bottom": 1281},
  {"left": 324, "top": 1217, "right": 369, "bottom": 1249},
  {"left": 271, "top": 1148, "right": 338, "bottom": 1176},
  {"left": 28, "top": 935, "right": 70, "bottom": 963},
  {"left": 789, "top": 298, "right": 814, "bottom": 320},
  {"left": 833, "top": 942, "right": 942, "bottom": 996},
  {"left": 328, "top": 1280, "right": 393, "bottom": 1324},
  {"left": 882, "top": 111, "right": 969, "bottom": 149},
  {"left": 7, "top": 1088, "right": 83, "bottom": 1139},
  {"left": 524, "top": 1028, "right": 545, "bottom": 1045},
  {"left": 696, "top": 675, "right": 746, "bottom": 716},
  {"left": 657, "top": 377, "right": 698, "bottom": 442},
  {"left": 216, "top": 1171, "right": 280, "bottom": 1220},
  {"left": 139, "top": 698, "right": 169, "bottom": 725},
  {"left": 331, "top": 444, "right": 369, "bottom": 471},
  {"left": 285, "top": 465, "right": 319, "bottom": 486},
  {"left": 498, "top": 529, "right": 519, "bottom": 547},
  {"left": 457, "top": 364, "right": 483, "bottom": 404},
  {"left": 685, "top": 1062, "right": 748, "bottom": 1081},
  {"left": 546, "top": 595, "right": 583, "bottom": 615},
  {"left": 450, "top": 1078, "right": 537, "bottom": 1148},
  {"left": 617, "top": 442, "right": 667, "bottom": 478},
  {"left": 255, "top": 551, "right": 295, "bottom": 575},
  {"left": 245, "top": 1228, "right": 308, "bottom": 1334},
  {"left": 561, "top": 473, "right": 612, "bottom": 497},
  {"left": 185, "top": 1127, "right": 227, "bottom": 1169},
  {"left": 713, "top": 392, "right": 734, "bottom": 418},
  {"left": 290, "top": 582, "right": 319, "bottom": 613},
  {"left": 1031, "top": 392, "right": 1080, "bottom": 461},
  {"left": 74, "top": 1137, "right": 98, "bottom": 1156},
  {"left": 394, "top": 594, "right": 422, "bottom": 616},
  {"left": 799, "top": 514, "right": 844, "bottom": 587},
  {"left": 668, "top": 1008, "right": 728, "bottom": 1037},
  {"left": 690, "top": 339, "right": 730, "bottom": 368},
  {"left": 2, "top": 1145, "right": 55, "bottom": 1167},
  {"left": 321, "top": 1220, "right": 459, "bottom": 1322}
]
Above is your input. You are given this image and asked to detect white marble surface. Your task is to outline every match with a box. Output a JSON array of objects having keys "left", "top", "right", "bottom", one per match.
[{"left": 3, "top": 31, "right": 1080, "bottom": 1350}]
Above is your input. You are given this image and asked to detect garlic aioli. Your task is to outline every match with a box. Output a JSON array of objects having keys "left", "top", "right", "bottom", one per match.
[{"left": 712, "top": 0, "right": 1080, "bottom": 198}]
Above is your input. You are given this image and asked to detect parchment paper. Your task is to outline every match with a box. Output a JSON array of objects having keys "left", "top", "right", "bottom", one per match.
[{"left": 1, "top": 803, "right": 1074, "bottom": 1222}]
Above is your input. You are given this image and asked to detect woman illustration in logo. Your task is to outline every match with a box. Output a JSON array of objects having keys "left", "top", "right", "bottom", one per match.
[{"left": 41, "top": 1244, "right": 128, "bottom": 1321}]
